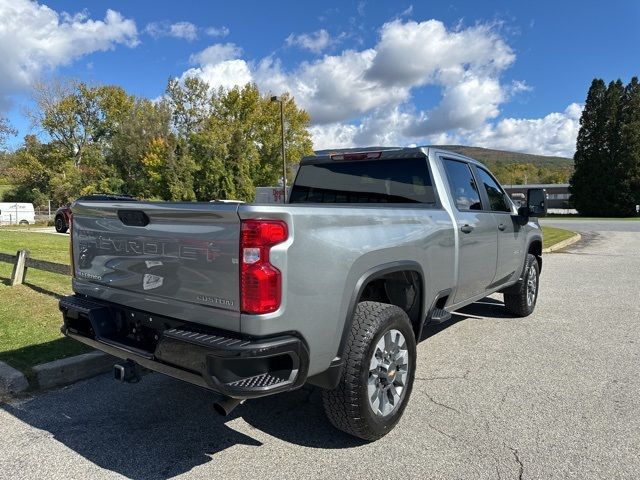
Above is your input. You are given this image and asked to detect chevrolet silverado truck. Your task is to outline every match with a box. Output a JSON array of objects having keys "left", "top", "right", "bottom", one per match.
[{"left": 59, "top": 147, "right": 546, "bottom": 440}]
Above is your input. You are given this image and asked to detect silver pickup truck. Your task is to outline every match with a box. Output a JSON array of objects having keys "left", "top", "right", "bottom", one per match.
[{"left": 59, "top": 147, "right": 546, "bottom": 440}]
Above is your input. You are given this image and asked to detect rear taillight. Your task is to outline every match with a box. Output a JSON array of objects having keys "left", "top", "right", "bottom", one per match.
[{"left": 240, "top": 219, "right": 288, "bottom": 314}]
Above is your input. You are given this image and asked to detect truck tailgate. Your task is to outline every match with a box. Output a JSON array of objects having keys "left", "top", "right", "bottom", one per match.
[{"left": 71, "top": 201, "right": 241, "bottom": 312}]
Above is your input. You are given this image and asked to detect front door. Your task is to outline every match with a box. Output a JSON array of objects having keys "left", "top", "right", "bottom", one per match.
[{"left": 441, "top": 158, "right": 498, "bottom": 303}]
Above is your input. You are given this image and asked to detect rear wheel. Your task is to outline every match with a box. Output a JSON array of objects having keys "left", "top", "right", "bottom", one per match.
[
  {"left": 504, "top": 253, "right": 539, "bottom": 317},
  {"left": 19, "top": 220, "right": 29, "bottom": 225},
  {"left": 322, "top": 301, "right": 416, "bottom": 441},
  {"left": 55, "top": 215, "right": 68, "bottom": 233}
]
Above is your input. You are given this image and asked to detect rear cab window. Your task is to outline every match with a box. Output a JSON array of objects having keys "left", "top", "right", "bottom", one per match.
[{"left": 289, "top": 158, "right": 436, "bottom": 205}]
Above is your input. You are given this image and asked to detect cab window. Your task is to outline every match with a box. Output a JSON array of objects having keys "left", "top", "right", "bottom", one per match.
[
  {"left": 442, "top": 159, "right": 482, "bottom": 211},
  {"left": 475, "top": 167, "right": 512, "bottom": 213}
]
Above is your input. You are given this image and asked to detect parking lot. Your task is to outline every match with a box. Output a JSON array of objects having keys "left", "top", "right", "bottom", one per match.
[{"left": 1, "top": 221, "right": 639, "bottom": 480}]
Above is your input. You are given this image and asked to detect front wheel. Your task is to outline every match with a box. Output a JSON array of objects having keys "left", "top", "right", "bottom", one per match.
[
  {"left": 322, "top": 301, "right": 417, "bottom": 441},
  {"left": 504, "top": 253, "right": 540, "bottom": 317}
]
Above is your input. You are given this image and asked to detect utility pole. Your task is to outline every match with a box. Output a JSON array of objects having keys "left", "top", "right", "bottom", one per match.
[{"left": 271, "top": 96, "right": 287, "bottom": 203}]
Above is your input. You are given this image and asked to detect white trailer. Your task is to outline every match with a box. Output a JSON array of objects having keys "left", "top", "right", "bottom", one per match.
[{"left": 0, "top": 202, "right": 36, "bottom": 225}]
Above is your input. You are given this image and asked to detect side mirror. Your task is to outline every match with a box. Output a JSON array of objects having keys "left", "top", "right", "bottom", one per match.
[
  {"left": 527, "top": 188, "right": 547, "bottom": 217},
  {"left": 516, "top": 206, "right": 530, "bottom": 225}
]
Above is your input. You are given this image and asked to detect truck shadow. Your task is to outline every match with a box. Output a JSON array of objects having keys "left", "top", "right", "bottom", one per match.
[
  {"left": 421, "top": 295, "right": 512, "bottom": 340},
  {"left": 1, "top": 373, "right": 360, "bottom": 479},
  {"left": 1, "top": 296, "right": 509, "bottom": 479}
]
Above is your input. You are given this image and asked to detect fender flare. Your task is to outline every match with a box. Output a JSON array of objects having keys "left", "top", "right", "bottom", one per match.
[{"left": 307, "top": 260, "right": 425, "bottom": 389}]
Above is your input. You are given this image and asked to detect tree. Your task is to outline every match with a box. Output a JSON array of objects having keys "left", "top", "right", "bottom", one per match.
[
  {"left": 172, "top": 79, "right": 314, "bottom": 201},
  {"left": 571, "top": 78, "right": 640, "bottom": 216},
  {"left": 30, "top": 80, "right": 133, "bottom": 168},
  {"left": 570, "top": 79, "right": 607, "bottom": 215},
  {"left": 108, "top": 98, "right": 195, "bottom": 200},
  {"left": 0, "top": 116, "right": 16, "bottom": 151},
  {"left": 616, "top": 77, "right": 640, "bottom": 214},
  {"left": 165, "top": 76, "right": 211, "bottom": 138}
]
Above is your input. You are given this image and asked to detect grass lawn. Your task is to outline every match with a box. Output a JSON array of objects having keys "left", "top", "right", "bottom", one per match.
[
  {"left": 546, "top": 215, "right": 640, "bottom": 221},
  {"left": 0, "top": 232, "right": 90, "bottom": 376},
  {"left": 541, "top": 226, "right": 576, "bottom": 249},
  {"left": 0, "top": 230, "right": 71, "bottom": 264}
]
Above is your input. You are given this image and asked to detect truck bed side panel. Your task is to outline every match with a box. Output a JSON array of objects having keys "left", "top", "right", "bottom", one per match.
[{"left": 238, "top": 204, "right": 456, "bottom": 376}]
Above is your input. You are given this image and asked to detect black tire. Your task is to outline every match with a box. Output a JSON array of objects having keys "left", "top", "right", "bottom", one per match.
[
  {"left": 504, "top": 253, "right": 540, "bottom": 317},
  {"left": 322, "top": 301, "right": 417, "bottom": 441},
  {"left": 19, "top": 220, "right": 29, "bottom": 225},
  {"left": 55, "top": 216, "right": 68, "bottom": 233}
]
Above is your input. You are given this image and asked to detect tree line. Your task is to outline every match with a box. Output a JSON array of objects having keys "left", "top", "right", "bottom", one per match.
[
  {"left": 0, "top": 77, "right": 313, "bottom": 207},
  {"left": 571, "top": 77, "right": 640, "bottom": 216}
]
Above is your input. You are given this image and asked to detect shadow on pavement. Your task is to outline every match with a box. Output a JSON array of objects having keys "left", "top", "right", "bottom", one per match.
[{"left": 1, "top": 296, "right": 511, "bottom": 480}]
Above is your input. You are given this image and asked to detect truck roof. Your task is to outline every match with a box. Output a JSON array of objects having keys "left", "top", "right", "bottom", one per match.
[{"left": 303, "top": 146, "right": 486, "bottom": 167}]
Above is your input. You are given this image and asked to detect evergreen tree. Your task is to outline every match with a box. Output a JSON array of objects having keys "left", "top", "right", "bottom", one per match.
[
  {"left": 617, "top": 77, "right": 640, "bottom": 215},
  {"left": 600, "top": 80, "right": 625, "bottom": 214},
  {"left": 570, "top": 79, "right": 607, "bottom": 215}
]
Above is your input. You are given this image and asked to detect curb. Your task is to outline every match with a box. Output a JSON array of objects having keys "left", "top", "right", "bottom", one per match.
[
  {"left": 543, "top": 233, "right": 582, "bottom": 253},
  {"left": 0, "top": 361, "right": 29, "bottom": 396},
  {"left": 32, "top": 351, "right": 116, "bottom": 391}
]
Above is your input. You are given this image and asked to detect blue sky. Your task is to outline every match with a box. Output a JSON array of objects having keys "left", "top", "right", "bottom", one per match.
[{"left": 0, "top": 0, "right": 638, "bottom": 156}]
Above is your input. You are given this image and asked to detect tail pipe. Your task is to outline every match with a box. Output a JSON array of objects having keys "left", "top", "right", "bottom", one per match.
[{"left": 213, "top": 396, "right": 245, "bottom": 416}]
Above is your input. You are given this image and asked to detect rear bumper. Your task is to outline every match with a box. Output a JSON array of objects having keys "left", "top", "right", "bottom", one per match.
[{"left": 59, "top": 295, "right": 309, "bottom": 399}]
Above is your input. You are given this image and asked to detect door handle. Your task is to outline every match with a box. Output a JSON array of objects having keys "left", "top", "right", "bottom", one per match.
[
  {"left": 498, "top": 223, "right": 506, "bottom": 231},
  {"left": 460, "top": 224, "right": 474, "bottom": 234}
]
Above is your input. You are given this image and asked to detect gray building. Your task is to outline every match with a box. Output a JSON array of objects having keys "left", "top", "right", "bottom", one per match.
[{"left": 504, "top": 183, "right": 571, "bottom": 209}]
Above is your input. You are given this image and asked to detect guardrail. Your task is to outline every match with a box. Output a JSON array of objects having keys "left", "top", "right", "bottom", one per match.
[{"left": 0, "top": 250, "right": 70, "bottom": 286}]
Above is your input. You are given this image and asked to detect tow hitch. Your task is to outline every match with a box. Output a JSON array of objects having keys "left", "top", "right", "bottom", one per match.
[{"left": 114, "top": 360, "right": 143, "bottom": 383}]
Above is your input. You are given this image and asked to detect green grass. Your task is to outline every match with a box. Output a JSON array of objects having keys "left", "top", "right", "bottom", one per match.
[
  {"left": 541, "top": 226, "right": 576, "bottom": 249},
  {"left": 0, "top": 230, "right": 71, "bottom": 264},
  {"left": 0, "top": 232, "right": 89, "bottom": 375},
  {"left": 545, "top": 215, "right": 640, "bottom": 221}
]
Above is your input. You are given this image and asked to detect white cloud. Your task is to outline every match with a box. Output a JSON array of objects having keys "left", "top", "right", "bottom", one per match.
[
  {"left": 189, "top": 43, "right": 242, "bottom": 65},
  {"left": 145, "top": 21, "right": 197, "bottom": 41},
  {"left": 399, "top": 5, "right": 413, "bottom": 17},
  {"left": 286, "top": 29, "right": 333, "bottom": 54},
  {"left": 205, "top": 26, "right": 230, "bottom": 38},
  {"left": 178, "top": 19, "right": 581, "bottom": 156},
  {"left": 0, "top": 0, "right": 138, "bottom": 109},
  {"left": 182, "top": 44, "right": 250, "bottom": 90},
  {"left": 465, "top": 103, "right": 583, "bottom": 157},
  {"left": 169, "top": 21, "right": 198, "bottom": 41}
]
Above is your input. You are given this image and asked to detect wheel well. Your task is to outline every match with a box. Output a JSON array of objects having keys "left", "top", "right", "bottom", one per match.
[
  {"left": 528, "top": 240, "right": 542, "bottom": 272},
  {"left": 358, "top": 270, "right": 423, "bottom": 336}
]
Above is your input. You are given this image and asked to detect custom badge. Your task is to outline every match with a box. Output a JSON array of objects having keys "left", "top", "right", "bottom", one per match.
[{"left": 142, "top": 273, "right": 164, "bottom": 290}]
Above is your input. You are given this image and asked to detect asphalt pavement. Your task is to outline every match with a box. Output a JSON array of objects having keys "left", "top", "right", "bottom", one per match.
[{"left": 1, "top": 221, "right": 638, "bottom": 480}]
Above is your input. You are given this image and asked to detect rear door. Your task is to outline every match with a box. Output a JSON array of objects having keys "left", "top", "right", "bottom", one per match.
[
  {"left": 473, "top": 166, "right": 524, "bottom": 285},
  {"left": 71, "top": 201, "right": 241, "bottom": 312},
  {"left": 441, "top": 158, "right": 498, "bottom": 303}
]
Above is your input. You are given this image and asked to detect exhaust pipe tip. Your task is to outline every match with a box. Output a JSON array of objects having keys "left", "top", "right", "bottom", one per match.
[{"left": 213, "top": 396, "right": 244, "bottom": 416}]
